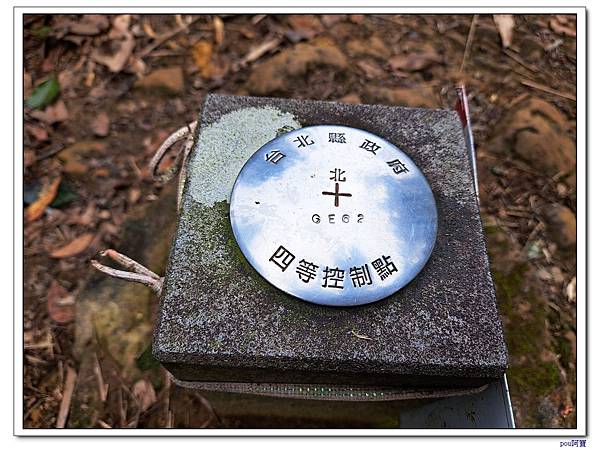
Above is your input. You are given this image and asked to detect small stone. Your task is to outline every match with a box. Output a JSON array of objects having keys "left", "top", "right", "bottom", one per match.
[
  {"left": 91, "top": 112, "right": 110, "bottom": 137},
  {"left": 134, "top": 66, "right": 185, "bottom": 94},
  {"left": 543, "top": 204, "right": 576, "bottom": 251}
]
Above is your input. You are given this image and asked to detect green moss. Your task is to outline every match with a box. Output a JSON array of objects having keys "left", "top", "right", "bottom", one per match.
[
  {"left": 183, "top": 199, "right": 282, "bottom": 295},
  {"left": 492, "top": 260, "right": 564, "bottom": 425},
  {"left": 67, "top": 400, "right": 96, "bottom": 428},
  {"left": 509, "top": 361, "right": 559, "bottom": 396},
  {"left": 484, "top": 225, "right": 510, "bottom": 253},
  {"left": 493, "top": 263, "right": 527, "bottom": 310}
]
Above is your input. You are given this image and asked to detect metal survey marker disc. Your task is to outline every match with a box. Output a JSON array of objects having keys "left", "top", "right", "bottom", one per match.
[{"left": 229, "top": 125, "right": 437, "bottom": 307}]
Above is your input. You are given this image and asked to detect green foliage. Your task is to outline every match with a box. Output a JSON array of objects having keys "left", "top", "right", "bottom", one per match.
[
  {"left": 26, "top": 77, "right": 59, "bottom": 110},
  {"left": 31, "top": 26, "right": 51, "bottom": 39},
  {"left": 50, "top": 181, "right": 78, "bottom": 207},
  {"left": 136, "top": 345, "right": 160, "bottom": 371}
]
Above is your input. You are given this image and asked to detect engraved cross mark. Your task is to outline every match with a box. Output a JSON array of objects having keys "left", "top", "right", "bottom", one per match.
[{"left": 322, "top": 182, "right": 352, "bottom": 207}]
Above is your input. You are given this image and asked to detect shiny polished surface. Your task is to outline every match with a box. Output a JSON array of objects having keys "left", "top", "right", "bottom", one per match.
[{"left": 229, "top": 125, "right": 437, "bottom": 306}]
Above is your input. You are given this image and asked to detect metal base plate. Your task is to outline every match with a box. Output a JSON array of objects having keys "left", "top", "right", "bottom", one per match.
[{"left": 229, "top": 125, "right": 437, "bottom": 306}]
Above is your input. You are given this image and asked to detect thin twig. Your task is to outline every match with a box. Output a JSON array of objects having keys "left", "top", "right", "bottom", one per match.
[
  {"left": 92, "top": 353, "right": 108, "bottom": 402},
  {"left": 148, "top": 121, "right": 197, "bottom": 181},
  {"left": 234, "top": 37, "right": 282, "bottom": 71},
  {"left": 460, "top": 14, "right": 479, "bottom": 74},
  {"left": 56, "top": 366, "right": 77, "bottom": 428},
  {"left": 91, "top": 249, "right": 163, "bottom": 294},
  {"left": 138, "top": 16, "right": 203, "bottom": 59},
  {"left": 100, "top": 249, "right": 160, "bottom": 280},
  {"left": 117, "top": 387, "right": 127, "bottom": 428},
  {"left": 521, "top": 79, "right": 576, "bottom": 101},
  {"left": 503, "top": 48, "right": 539, "bottom": 73},
  {"left": 128, "top": 155, "right": 143, "bottom": 180},
  {"left": 97, "top": 419, "right": 112, "bottom": 428},
  {"left": 90, "top": 260, "right": 163, "bottom": 294},
  {"left": 350, "top": 330, "right": 373, "bottom": 341},
  {"left": 35, "top": 144, "right": 65, "bottom": 162}
]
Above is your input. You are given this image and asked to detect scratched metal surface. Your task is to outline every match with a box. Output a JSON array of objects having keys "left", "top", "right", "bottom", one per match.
[{"left": 153, "top": 94, "right": 508, "bottom": 387}]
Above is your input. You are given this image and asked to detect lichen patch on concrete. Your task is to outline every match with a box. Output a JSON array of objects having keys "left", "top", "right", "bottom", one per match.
[{"left": 187, "top": 106, "right": 301, "bottom": 206}]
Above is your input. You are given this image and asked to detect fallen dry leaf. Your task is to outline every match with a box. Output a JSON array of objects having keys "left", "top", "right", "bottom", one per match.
[
  {"left": 127, "top": 57, "right": 147, "bottom": 76},
  {"left": 25, "top": 123, "right": 49, "bottom": 143},
  {"left": 91, "top": 34, "right": 135, "bottom": 73},
  {"left": 26, "top": 177, "right": 61, "bottom": 222},
  {"left": 549, "top": 16, "right": 576, "bottom": 38},
  {"left": 109, "top": 14, "right": 131, "bottom": 39},
  {"left": 47, "top": 280, "right": 75, "bottom": 325},
  {"left": 50, "top": 233, "right": 94, "bottom": 258},
  {"left": 337, "top": 93, "right": 361, "bottom": 104},
  {"left": 30, "top": 99, "right": 69, "bottom": 125},
  {"left": 68, "top": 15, "right": 109, "bottom": 36},
  {"left": 191, "top": 40, "right": 213, "bottom": 78},
  {"left": 566, "top": 276, "right": 576, "bottom": 303},
  {"left": 357, "top": 60, "right": 385, "bottom": 79},
  {"left": 213, "top": 16, "right": 224, "bottom": 48},
  {"left": 560, "top": 404, "right": 574, "bottom": 418},
  {"left": 24, "top": 149, "right": 36, "bottom": 168},
  {"left": 142, "top": 20, "right": 157, "bottom": 38},
  {"left": 24, "top": 71, "right": 32, "bottom": 98},
  {"left": 236, "top": 37, "right": 281, "bottom": 70},
  {"left": 493, "top": 14, "right": 516, "bottom": 48},
  {"left": 91, "top": 112, "right": 110, "bottom": 137},
  {"left": 287, "top": 15, "right": 324, "bottom": 41},
  {"left": 389, "top": 50, "right": 442, "bottom": 72},
  {"left": 77, "top": 202, "right": 96, "bottom": 226},
  {"left": 321, "top": 15, "right": 346, "bottom": 27},
  {"left": 134, "top": 67, "right": 184, "bottom": 94},
  {"left": 132, "top": 379, "right": 157, "bottom": 412}
]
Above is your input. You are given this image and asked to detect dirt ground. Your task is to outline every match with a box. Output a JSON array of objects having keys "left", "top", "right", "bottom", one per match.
[{"left": 23, "top": 14, "right": 577, "bottom": 429}]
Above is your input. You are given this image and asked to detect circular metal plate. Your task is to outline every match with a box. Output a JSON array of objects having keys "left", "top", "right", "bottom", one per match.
[{"left": 229, "top": 125, "right": 437, "bottom": 306}]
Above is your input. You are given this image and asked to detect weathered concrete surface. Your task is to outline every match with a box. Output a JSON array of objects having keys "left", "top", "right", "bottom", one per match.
[{"left": 154, "top": 94, "right": 508, "bottom": 387}]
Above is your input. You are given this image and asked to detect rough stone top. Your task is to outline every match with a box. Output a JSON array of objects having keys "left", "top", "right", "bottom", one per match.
[{"left": 153, "top": 94, "right": 508, "bottom": 385}]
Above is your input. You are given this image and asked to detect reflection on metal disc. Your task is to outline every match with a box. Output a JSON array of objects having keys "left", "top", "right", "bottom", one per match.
[{"left": 229, "top": 125, "right": 437, "bottom": 307}]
